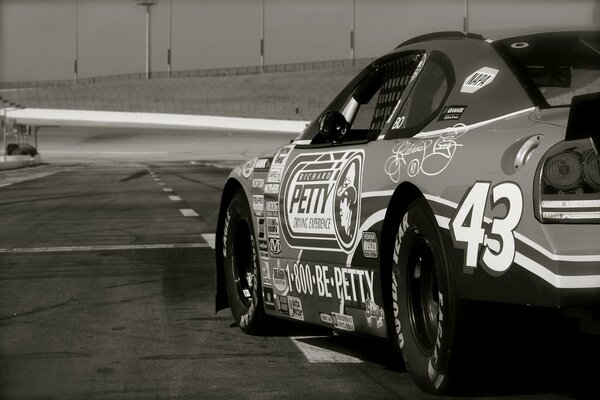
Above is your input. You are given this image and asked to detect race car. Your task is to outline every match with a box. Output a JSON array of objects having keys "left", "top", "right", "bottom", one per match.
[{"left": 215, "top": 27, "right": 600, "bottom": 394}]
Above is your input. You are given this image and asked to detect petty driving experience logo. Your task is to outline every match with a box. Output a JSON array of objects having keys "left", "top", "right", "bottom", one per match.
[{"left": 282, "top": 150, "right": 363, "bottom": 253}]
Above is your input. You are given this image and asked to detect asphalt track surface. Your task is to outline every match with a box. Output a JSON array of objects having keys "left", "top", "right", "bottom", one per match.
[{"left": 0, "top": 127, "right": 598, "bottom": 399}]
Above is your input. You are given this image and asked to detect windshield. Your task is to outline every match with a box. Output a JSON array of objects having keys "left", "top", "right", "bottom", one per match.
[{"left": 495, "top": 31, "right": 600, "bottom": 107}]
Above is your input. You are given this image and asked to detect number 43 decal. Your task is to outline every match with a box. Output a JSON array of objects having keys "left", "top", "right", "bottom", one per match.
[{"left": 450, "top": 182, "right": 523, "bottom": 274}]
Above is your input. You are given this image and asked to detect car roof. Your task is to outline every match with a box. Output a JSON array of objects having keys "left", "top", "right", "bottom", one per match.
[
  {"left": 478, "top": 25, "right": 599, "bottom": 41},
  {"left": 396, "top": 26, "right": 599, "bottom": 48}
]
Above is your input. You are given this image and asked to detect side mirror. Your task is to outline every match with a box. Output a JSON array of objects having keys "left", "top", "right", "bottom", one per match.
[{"left": 318, "top": 111, "right": 348, "bottom": 143}]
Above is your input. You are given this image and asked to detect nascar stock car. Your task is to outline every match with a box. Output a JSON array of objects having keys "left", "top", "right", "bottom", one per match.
[{"left": 215, "top": 28, "right": 599, "bottom": 393}]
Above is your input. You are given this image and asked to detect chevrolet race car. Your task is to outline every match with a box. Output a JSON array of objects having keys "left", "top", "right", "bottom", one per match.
[{"left": 215, "top": 28, "right": 600, "bottom": 394}]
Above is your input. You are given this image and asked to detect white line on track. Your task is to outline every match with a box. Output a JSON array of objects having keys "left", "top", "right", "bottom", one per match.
[
  {"left": 163, "top": 188, "right": 173, "bottom": 192},
  {"left": 41, "top": 151, "right": 169, "bottom": 155},
  {"left": 169, "top": 195, "right": 182, "bottom": 201},
  {"left": 0, "top": 243, "right": 210, "bottom": 254},
  {"left": 201, "top": 234, "right": 215, "bottom": 249},
  {"left": 180, "top": 209, "right": 199, "bottom": 217},
  {"left": 0, "top": 171, "right": 59, "bottom": 188},
  {"left": 290, "top": 337, "right": 362, "bottom": 363}
]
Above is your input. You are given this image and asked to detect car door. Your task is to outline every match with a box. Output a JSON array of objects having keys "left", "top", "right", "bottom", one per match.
[{"left": 262, "top": 51, "right": 427, "bottom": 334}]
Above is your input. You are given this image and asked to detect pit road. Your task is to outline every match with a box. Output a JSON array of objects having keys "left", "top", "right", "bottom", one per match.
[{"left": 0, "top": 127, "right": 596, "bottom": 399}]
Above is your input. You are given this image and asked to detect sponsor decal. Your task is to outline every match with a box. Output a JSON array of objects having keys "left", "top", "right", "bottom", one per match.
[
  {"left": 450, "top": 181, "right": 523, "bottom": 275},
  {"left": 260, "top": 250, "right": 269, "bottom": 261},
  {"left": 365, "top": 296, "right": 384, "bottom": 329},
  {"left": 277, "top": 294, "right": 289, "bottom": 316},
  {"left": 384, "top": 124, "right": 468, "bottom": 182},
  {"left": 264, "top": 183, "right": 280, "bottom": 195},
  {"left": 255, "top": 158, "right": 271, "bottom": 170},
  {"left": 362, "top": 232, "right": 378, "bottom": 259},
  {"left": 269, "top": 238, "right": 281, "bottom": 255},
  {"left": 253, "top": 195, "right": 264, "bottom": 216},
  {"left": 272, "top": 145, "right": 294, "bottom": 166},
  {"left": 272, "top": 262, "right": 288, "bottom": 293},
  {"left": 332, "top": 312, "right": 355, "bottom": 331},
  {"left": 242, "top": 158, "right": 257, "bottom": 179},
  {"left": 261, "top": 259, "right": 271, "bottom": 286},
  {"left": 258, "top": 217, "right": 265, "bottom": 239},
  {"left": 267, "top": 165, "right": 284, "bottom": 183},
  {"left": 281, "top": 262, "right": 375, "bottom": 307},
  {"left": 409, "top": 53, "right": 426, "bottom": 82},
  {"left": 320, "top": 313, "right": 333, "bottom": 325},
  {"left": 267, "top": 217, "right": 280, "bottom": 238},
  {"left": 438, "top": 105, "right": 467, "bottom": 121},
  {"left": 461, "top": 67, "right": 499, "bottom": 93},
  {"left": 265, "top": 200, "right": 279, "bottom": 217},
  {"left": 252, "top": 178, "right": 265, "bottom": 189},
  {"left": 288, "top": 296, "right": 305, "bottom": 321},
  {"left": 264, "top": 287, "right": 275, "bottom": 309},
  {"left": 391, "top": 115, "right": 406, "bottom": 130},
  {"left": 259, "top": 240, "right": 268, "bottom": 252},
  {"left": 391, "top": 272, "right": 404, "bottom": 348},
  {"left": 283, "top": 150, "right": 364, "bottom": 253},
  {"left": 222, "top": 209, "right": 231, "bottom": 257}
]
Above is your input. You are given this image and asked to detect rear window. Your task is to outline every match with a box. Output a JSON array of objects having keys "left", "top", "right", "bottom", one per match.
[{"left": 495, "top": 31, "right": 600, "bottom": 107}]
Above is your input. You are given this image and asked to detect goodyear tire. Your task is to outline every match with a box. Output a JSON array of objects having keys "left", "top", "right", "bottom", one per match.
[
  {"left": 223, "top": 190, "right": 266, "bottom": 334},
  {"left": 390, "top": 198, "right": 463, "bottom": 394}
]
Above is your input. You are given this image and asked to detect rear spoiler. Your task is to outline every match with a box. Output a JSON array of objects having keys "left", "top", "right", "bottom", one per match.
[{"left": 566, "top": 92, "right": 600, "bottom": 150}]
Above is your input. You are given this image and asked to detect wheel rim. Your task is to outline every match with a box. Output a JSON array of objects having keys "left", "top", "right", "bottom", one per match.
[
  {"left": 231, "top": 219, "right": 255, "bottom": 307},
  {"left": 407, "top": 237, "right": 440, "bottom": 354}
]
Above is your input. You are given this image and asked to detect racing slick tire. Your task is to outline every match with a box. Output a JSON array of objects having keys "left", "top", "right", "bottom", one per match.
[
  {"left": 390, "top": 198, "right": 465, "bottom": 394},
  {"left": 223, "top": 190, "right": 267, "bottom": 335}
]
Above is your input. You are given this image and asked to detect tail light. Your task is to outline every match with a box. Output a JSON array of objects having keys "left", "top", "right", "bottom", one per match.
[{"left": 536, "top": 138, "right": 600, "bottom": 223}]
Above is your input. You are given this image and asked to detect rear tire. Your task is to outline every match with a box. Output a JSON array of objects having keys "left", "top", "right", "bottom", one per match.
[
  {"left": 390, "top": 198, "right": 464, "bottom": 394},
  {"left": 223, "top": 190, "right": 267, "bottom": 334}
]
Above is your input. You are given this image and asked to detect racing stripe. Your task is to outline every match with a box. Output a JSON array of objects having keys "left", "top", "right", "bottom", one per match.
[
  {"left": 514, "top": 253, "right": 600, "bottom": 289},
  {"left": 414, "top": 107, "right": 536, "bottom": 139}
]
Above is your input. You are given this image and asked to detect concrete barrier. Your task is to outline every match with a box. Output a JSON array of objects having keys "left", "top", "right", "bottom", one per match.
[
  {"left": 0, "top": 155, "right": 42, "bottom": 171},
  {"left": 2, "top": 108, "right": 309, "bottom": 134}
]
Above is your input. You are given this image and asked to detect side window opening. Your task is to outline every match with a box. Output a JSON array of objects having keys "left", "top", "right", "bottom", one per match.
[
  {"left": 339, "top": 52, "right": 424, "bottom": 142},
  {"left": 306, "top": 51, "right": 425, "bottom": 146},
  {"left": 403, "top": 64, "right": 447, "bottom": 128},
  {"left": 384, "top": 51, "right": 455, "bottom": 139},
  {"left": 368, "top": 54, "right": 423, "bottom": 137}
]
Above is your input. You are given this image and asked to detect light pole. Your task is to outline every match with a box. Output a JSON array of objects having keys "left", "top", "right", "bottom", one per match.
[
  {"left": 351, "top": 0, "right": 355, "bottom": 67},
  {"left": 74, "top": 0, "right": 78, "bottom": 84},
  {"left": 261, "top": 0, "right": 265, "bottom": 73},
  {"left": 168, "top": 0, "right": 172, "bottom": 78},
  {"left": 136, "top": 0, "right": 157, "bottom": 79},
  {"left": 464, "top": 0, "right": 469, "bottom": 32}
]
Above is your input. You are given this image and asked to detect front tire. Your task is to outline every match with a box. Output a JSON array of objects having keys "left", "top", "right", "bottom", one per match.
[
  {"left": 390, "top": 198, "right": 463, "bottom": 394},
  {"left": 223, "top": 190, "right": 266, "bottom": 334}
]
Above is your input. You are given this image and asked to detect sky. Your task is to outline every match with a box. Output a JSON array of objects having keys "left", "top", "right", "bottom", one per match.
[{"left": 0, "top": 0, "right": 596, "bottom": 83}]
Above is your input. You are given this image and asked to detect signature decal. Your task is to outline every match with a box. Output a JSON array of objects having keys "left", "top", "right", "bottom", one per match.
[{"left": 384, "top": 124, "right": 468, "bottom": 182}]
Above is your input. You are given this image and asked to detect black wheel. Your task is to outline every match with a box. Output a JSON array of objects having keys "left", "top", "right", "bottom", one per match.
[
  {"left": 390, "top": 198, "right": 463, "bottom": 394},
  {"left": 223, "top": 190, "right": 266, "bottom": 334}
]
